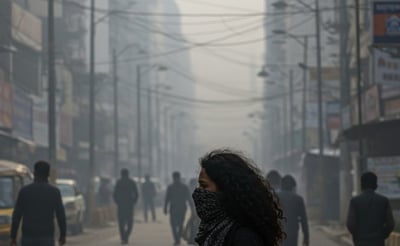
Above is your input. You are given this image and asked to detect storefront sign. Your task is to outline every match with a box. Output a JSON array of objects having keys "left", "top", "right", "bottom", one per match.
[
  {"left": 32, "top": 96, "right": 48, "bottom": 146},
  {"left": 363, "top": 85, "right": 381, "bottom": 123},
  {"left": 384, "top": 97, "right": 400, "bottom": 117},
  {"left": 13, "top": 87, "right": 32, "bottom": 139},
  {"left": 374, "top": 48, "right": 400, "bottom": 99},
  {"left": 368, "top": 157, "right": 400, "bottom": 199},
  {"left": 373, "top": 1, "right": 400, "bottom": 45},
  {"left": 11, "top": 2, "right": 42, "bottom": 51},
  {"left": 0, "top": 80, "right": 13, "bottom": 129}
]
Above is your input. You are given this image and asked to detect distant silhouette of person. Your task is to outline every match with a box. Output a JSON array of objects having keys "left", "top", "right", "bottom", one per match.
[
  {"left": 347, "top": 172, "right": 395, "bottom": 246},
  {"left": 278, "top": 175, "right": 309, "bottom": 246},
  {"left": 11, "top": 161, "right": 66, "bottom": 246},
  {"left": 266, "top": 170, "right": 282, "bottom": 192},
  {"left": 113, "top": 169, "right": 139, "bottom": 245},
  {"left": 142, "top": 174, "right": 157, "bottom": 222},
  {"left": 164, "top": 172, "right": 192, "bottom": 245}
]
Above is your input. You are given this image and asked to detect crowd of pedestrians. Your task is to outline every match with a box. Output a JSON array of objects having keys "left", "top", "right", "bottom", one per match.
[{"left": 7, "top": 149, "right": 397, "bottom": 246}]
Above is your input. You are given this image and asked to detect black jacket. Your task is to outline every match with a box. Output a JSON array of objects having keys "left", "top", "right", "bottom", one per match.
[
  {"left": 164, "top": 181, "right": 191, "bottom": 214},
  {"left": 346, "top": 190, "right": 395, "bottom": 245},
  {"left": 113, "top": 177, "right": 139, "bottom": 208},
  {"left": 278, "top": 190, "right": 309, "bottom": 246},
  {"left": 10, "top": 180, "right": 66, "bottom": 239},
  {"left": 224, "top": 224, "right": 264, "bottom": 246}
]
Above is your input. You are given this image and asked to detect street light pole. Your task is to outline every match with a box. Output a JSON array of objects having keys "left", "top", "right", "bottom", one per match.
[
  {"left": 315, "top": 0, "right": 324, "bottom": 160},
  {"left": 301, "top": 37, "right": 309, "bottom": 153},
  {"left": 136, "top": 65, "right": 142, "bottom": 180},
  {"left": 48, "top": 0, "right": 56, "bottom": 170},
  {"left": 147, "top": 86, "right": 153, "bottom": 176},
  {"left": 289, "top": 70, "right": 294, "bottom": 167},
  {"left": 113, "top": 49, "right": 119, "bottom": 178},
  {"left": 88, "top": 0, "right": 96, "bottom": 224}
]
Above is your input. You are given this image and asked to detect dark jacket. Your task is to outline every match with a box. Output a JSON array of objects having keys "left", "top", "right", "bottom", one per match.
[
  {"left": 278, "top": 190, "right": 309, "bottom": 246},
  {"left": 164, "top": 181, "right": 191, "bottom": 214},
  {"left": 141, "top": 181, "right": 156, "bottom": 201},
  {"left": 113, "top": 177, "right": 139, "bottom": 208},
  {"left": 10, "top": 179, "right": 66, "bottom": 240},
  {"left": 346, "top": 190, "right": 395, "bottom": 246},
  {"left": 224, "top": 224, "right": 264, "bottom": 246}
]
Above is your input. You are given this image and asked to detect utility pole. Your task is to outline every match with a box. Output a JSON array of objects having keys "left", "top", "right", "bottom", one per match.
[
  {"left": 355, "top": 0, "right": 364, "bottom": 171},
  {"left": 155, "top": 85, "right": 162, "bottom": 179},
  {"left": 315, "top": 0, "right": 324, "bottom": 161},
  {"left": 289, "top": 70, "right": 294, "bottom": 168},
  {"left": 147, "top": 86, "right": 153, "bottom": 176},
  {"left": 283, "top": 91, "right": 288, "bottom": 168},
  {"left": 136, "top": 65, "right": 142, "bottom": 180},
  {"left": 88, "top": 0, "right": 96, "bottom": 223},
  {"left": 113, "top": 49, "right": 119, "bottom": 178},
  {"left": 48, "top": 0, "right": 56, "bottom": 170},
  {"left": 301, "top": 37, "right": 309, "bottom": 153}
]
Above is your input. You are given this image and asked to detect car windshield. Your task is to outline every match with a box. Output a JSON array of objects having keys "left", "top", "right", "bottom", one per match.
[
  {"left": 0, "top": 177, "right": 13, "bottom": 208},
  {"left": 57, "top": 184, "right": 75, "bottom": 197}
]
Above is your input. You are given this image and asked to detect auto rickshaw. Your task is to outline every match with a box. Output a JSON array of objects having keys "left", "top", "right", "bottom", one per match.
[{"left": 0, "top": 160, "right": 33, "bottom": 243}]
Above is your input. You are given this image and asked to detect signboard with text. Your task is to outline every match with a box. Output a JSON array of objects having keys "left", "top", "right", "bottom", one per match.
[
  {"left": 13, "top": 87, "right": 32, "bottom": 139},
  {"left": 373, "top": 1, "right": 400, "bottom": 45},
  {"left": 374, "top": 48, "right": 400, "bottom": 99},
  {"left": 368, "top": 157, "right": 400, "bottom": 199}
]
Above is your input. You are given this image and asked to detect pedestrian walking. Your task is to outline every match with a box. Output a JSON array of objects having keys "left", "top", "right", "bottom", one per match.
[
  {"left": 278, "top": 175, "right": 309, "bottom": 246},
  {"left": 193, "top": 149, "right": 285, "bottom": 246},
  {"left": 10, "top": 161, "right": 66, "bottom": 246},
  {"left": 113, "top": 169, "right": 139, "bottom": 245},
  {"left": 266, "top": 170, "right": 282, "bottom": 192},
  {"left": 142, "top": 174, "right": 157, "bottom": 222},
  {"left": 164, "top": 172, "right": 192, "bottom": 245},
  {"left": 346, "top": 172, "right": 395, "bottom": 246}
]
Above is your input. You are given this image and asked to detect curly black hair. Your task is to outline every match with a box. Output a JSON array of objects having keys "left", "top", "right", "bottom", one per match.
[{"left": 200, "top": 149, "right": 285, "bottom": 246}]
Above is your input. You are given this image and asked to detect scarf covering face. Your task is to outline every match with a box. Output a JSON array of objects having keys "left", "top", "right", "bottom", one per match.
[{"left": 193, "top": 188, "right": 235, "bottom": 246}]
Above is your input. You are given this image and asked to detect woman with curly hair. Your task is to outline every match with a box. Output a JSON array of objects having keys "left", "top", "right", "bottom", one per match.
[{"left": 192, "top": 149, "right": 285, "bottom": 246}]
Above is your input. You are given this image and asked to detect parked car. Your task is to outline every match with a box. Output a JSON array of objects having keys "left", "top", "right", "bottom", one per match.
[
  {"left": 56, "top": 179, "right": 85, "bottom": 235},
  {"left": 0, "top": 160, "right": 32, "bottom": 244}
]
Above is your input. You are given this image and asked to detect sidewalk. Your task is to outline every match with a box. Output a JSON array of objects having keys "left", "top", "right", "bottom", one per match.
[{"left": 319, "top": 225, "right": 353, "bottom": 246}]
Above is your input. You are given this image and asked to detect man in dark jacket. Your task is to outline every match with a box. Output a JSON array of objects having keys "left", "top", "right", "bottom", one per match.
[
  {"left": 164, "top": 172, "right": 192, "bottom": 245},
  {"left": 266, "top": 170, "right": 282, "bottom": 192},
  {"left": 142, "top": 174, "right": 157, "bottom": 222},
  {"left": 10, "top": 161, "right": 66, "bottom": 246},
  {"left": 347, "top": 172, "right": 395, "bottom": 246},
  {"left": 113, "top": 169, "right": 139, "bottom": 245},
  {"left": 278, "top": 175, "right": 309, "bottom": 246}
]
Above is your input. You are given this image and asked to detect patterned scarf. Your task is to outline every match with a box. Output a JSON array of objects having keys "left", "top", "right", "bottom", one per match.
[{"left": 193, "top": 188, "right": 235, "bottom": 246}]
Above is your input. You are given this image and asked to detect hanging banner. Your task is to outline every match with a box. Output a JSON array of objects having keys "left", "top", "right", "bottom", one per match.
[
  {"left": 373, "top": 1, "right": 400, "bottom": 45},
  {"left": 13, "top": 87, "right": 33, "bottom": 139}
]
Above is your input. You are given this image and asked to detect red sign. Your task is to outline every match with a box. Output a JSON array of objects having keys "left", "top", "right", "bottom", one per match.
[{"left": 0, "top": 80, "right": 13, "bottom": 129}]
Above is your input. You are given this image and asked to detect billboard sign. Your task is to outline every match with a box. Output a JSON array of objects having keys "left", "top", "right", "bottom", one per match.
[
  {"left": 368, "top": 157, "right": 400, "bottom": 199},
  {"left": 13, "top": 87, "right": 32, "bottom": 139},
  {"left": 373, "top": 1, "right": 400, "bottom": 45},
  {"left": 374, "top": 48, "right": 400, "bottom": 99},
  {"left": 0, "top": 80, "right": 13, "bottom": 129}
]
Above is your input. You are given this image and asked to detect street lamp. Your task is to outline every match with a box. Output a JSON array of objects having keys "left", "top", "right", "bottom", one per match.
[
  {"left": 136, "top": 64, "right": 167, "bottom": 180},
  {"left": 273, "top": 0, "right": 324, "bottom": 163}
]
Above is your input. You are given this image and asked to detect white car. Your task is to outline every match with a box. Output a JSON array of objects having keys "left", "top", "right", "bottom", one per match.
[{"left": 56, "top": 179, "right": 85, "bottom": 235}]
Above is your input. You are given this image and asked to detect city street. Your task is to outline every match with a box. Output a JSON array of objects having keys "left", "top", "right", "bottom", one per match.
[{"left": 67, "top": 209, "right": 343, "bottom": 246}]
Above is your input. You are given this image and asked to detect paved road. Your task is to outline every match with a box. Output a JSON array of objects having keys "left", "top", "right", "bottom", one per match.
[{"left": 67, "top": 209, "right": 344, "bottom": 246}]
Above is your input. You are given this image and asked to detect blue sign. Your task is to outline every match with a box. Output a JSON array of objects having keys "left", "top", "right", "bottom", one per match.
[
  {"left": 374, "top": 2, "right": 400, "bottom": 45},
  {"left": 13, "top": 87, "right": 33, "bottom": 139}
]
